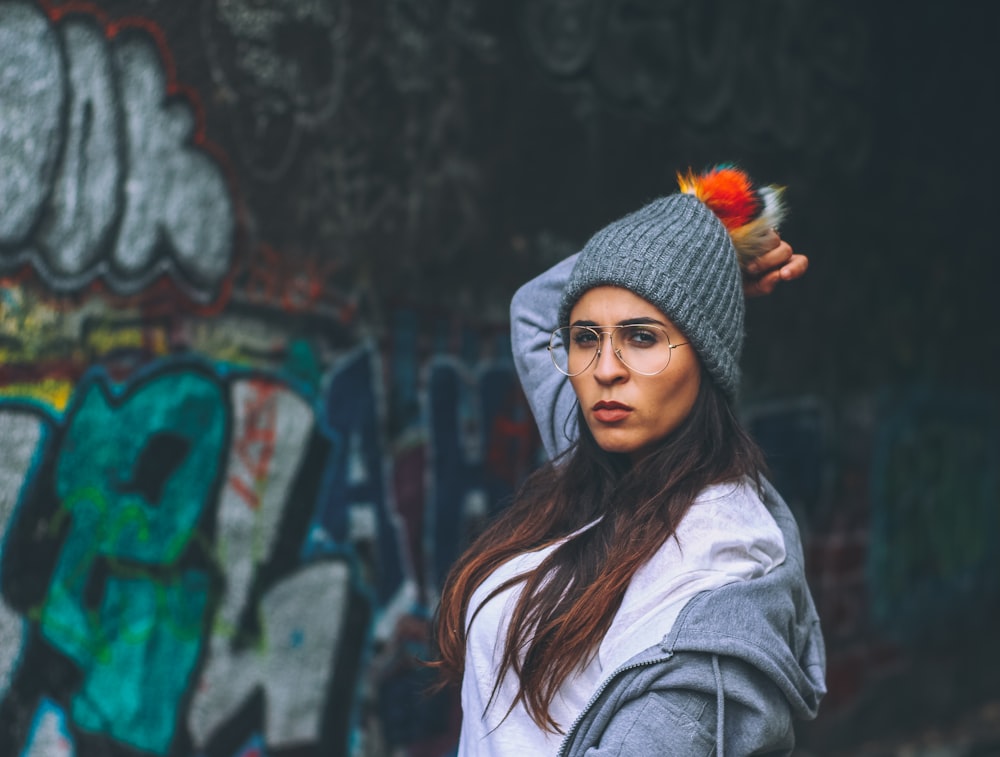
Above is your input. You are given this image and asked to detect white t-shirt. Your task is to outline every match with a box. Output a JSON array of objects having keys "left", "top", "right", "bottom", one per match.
[{"left": 457, "top": 478, "right": 786, "bottom": 757}]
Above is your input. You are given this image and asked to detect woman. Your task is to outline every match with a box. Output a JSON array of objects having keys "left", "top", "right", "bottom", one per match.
[{"left": 434, "top": 167, "right": 826, "bottom": 755}]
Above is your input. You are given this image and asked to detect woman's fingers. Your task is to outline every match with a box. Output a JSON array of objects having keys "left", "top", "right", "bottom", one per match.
[{"left": 742, "top": 239, "right": 809, "bottom": 298}]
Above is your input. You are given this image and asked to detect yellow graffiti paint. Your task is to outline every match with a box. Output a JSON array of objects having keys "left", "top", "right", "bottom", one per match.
[
  {"left": 0, "top": 379, "right": 73, "bottom": 411},
  {"left": 86, "top": 325, "right": 145, "bottom": 354}
]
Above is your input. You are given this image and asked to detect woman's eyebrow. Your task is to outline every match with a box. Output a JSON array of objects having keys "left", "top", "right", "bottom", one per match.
[
  {"left": 570, "top": 316, "right": 666, "bottom": 327},
  {"left": 617, "top": 316, "right": 664, "bottom": 326}
]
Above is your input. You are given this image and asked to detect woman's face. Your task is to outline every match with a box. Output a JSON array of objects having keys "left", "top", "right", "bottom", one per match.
[{"left": 568, "top": 286, "right": 702, "bottom": 461}]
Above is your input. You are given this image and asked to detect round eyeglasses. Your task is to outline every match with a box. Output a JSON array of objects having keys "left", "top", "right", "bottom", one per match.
[{"left": 548, "top": 324, "right": 689, "bottom": 377}]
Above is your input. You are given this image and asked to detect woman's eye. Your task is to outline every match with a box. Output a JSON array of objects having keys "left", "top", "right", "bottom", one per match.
[
  {"left": 572, "top": 329, "right": 599, "bottom": 348},
  {"left": 623, "top": 327, "right": 659, "bottom": 347}
]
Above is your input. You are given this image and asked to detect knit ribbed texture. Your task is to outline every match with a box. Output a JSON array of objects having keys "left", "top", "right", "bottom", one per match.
[{"left": 558, "top": 193, "right": 745, "bottom": 398}]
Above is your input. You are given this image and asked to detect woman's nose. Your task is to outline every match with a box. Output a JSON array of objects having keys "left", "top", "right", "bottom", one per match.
[{"left": 592, "top": 333, "right": 628, "bottom": 382}]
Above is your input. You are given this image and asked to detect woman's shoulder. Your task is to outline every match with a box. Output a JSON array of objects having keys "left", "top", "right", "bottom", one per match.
[
  {"left": 670, "top": 477, "right": 787, "bottom": 574},
  {"left": 690, "top": 475, "right": 767, "bottom": 510}
]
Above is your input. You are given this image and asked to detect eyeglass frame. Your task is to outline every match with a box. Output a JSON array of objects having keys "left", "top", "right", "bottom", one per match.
[{"left": 547, "top": 323, "right": 690, "bottom": 377}]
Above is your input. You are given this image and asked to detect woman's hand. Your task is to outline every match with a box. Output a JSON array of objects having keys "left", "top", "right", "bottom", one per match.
[{"left": 741, "top": 230, "right": 809, "bottom": 298}]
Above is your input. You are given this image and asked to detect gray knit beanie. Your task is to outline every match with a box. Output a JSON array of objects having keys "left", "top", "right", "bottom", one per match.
[{"left": 558, "top": 192, "right": 745, "bottom": 399}]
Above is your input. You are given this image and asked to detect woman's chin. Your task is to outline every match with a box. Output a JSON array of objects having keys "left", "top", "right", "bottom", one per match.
[{"left": 592, "top": 432, "right": 641, "bottom": 456}]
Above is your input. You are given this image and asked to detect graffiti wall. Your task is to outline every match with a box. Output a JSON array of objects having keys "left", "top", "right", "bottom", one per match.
[
  {"left": 0, "top": 2, "right": 539, "bottom": 753},
  {"left": 1, "top": 0, "right": 996, "bottom": 755}
]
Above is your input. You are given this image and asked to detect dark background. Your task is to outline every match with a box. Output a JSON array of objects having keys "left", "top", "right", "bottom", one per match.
[{"left": 1, "top": 0, "right": 998, "bottom": 754}]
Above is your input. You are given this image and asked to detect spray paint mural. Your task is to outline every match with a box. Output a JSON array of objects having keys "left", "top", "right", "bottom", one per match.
[
  {"left": 0, "top": 351, "right": 538, "bottom": 756},
  {"left": 2, "top": 0, "right": 996, "bottom": 755},
  {"left": 0, "top": 0, "right": 234, "bottom": 301},
  {"left": 0, "top": 2, "right": 538, "bottom": 753}
]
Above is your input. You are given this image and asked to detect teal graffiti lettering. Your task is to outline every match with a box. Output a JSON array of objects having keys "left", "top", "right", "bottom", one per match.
[{"left": 40, "top": 370, "right": 226, "bottom": 754}]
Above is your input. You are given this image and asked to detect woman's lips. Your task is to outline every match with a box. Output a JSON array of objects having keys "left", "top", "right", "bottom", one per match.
[{"left": 592, "top": 401, "right": 632, "bottom": 423}]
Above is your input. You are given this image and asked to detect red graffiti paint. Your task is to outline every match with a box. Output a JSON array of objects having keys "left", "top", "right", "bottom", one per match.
[
  {"left": 228, "top": 380, "right": 280, "bottom": 509},
  {"left": 236, "top": 242, "right": 358, "bottom": 321}
]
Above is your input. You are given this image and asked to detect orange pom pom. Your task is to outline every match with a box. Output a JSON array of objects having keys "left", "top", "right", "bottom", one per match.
[
  {"left": 677, "top": 164, "right": 786, "bottom": 266},
  {"left": 677, "top": 166, "right": 761, "bottom": 230}
]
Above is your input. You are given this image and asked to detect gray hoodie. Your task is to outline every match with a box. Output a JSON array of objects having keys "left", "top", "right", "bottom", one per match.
[{"left": 509, "top": 254, "right": 827, "bottom": 756}]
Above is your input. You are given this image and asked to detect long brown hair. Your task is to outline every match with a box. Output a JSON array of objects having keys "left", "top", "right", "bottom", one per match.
[{"left": 432, "top": 378, "right": 767, "bottom": 732}]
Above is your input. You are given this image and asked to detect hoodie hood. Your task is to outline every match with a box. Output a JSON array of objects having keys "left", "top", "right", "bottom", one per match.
[{"left": 663, "top": 476, "right": 826, "bottom": 720}]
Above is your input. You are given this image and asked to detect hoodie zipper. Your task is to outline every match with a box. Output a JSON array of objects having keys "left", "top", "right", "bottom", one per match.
[{"left": 556, "top": 650, "right": 675, "bottom": 757}]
